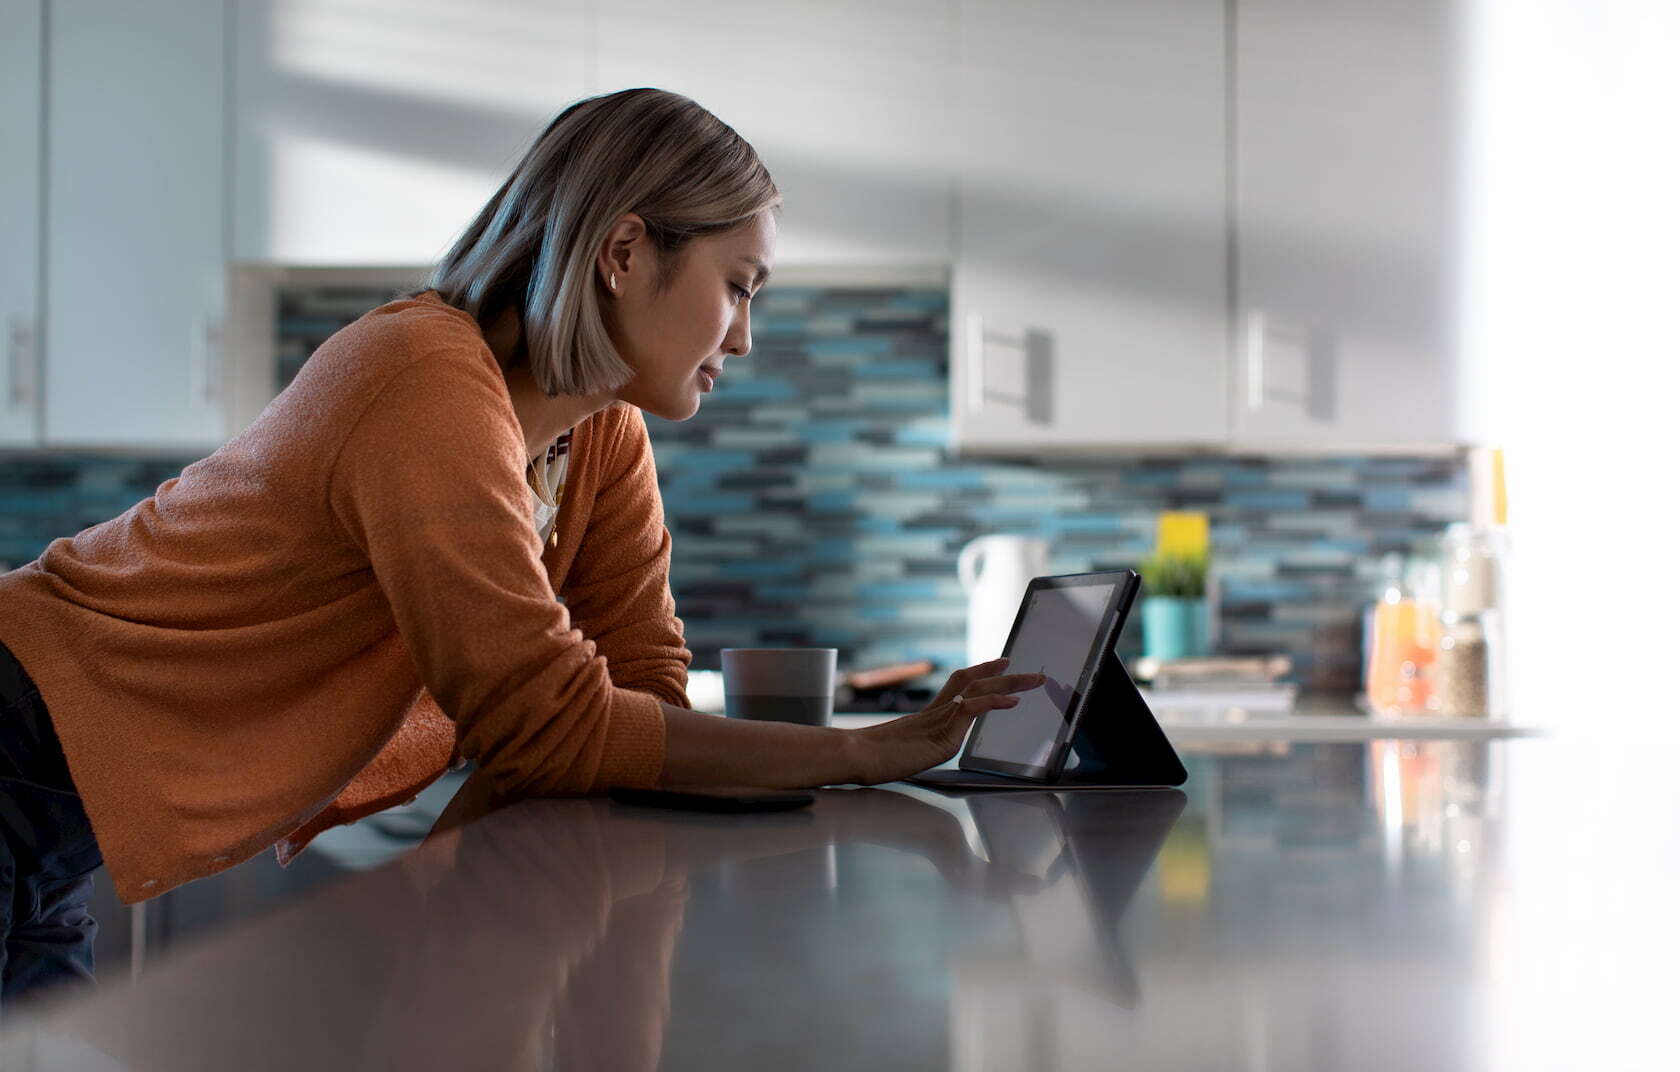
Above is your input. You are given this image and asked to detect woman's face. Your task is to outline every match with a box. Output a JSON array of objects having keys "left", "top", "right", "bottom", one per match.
[{"left": 602, "top": 209, "right": 777, "bottom": 421}]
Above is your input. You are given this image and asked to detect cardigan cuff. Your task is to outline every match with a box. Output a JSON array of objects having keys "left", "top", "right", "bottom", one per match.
[{"left": 592, "top": 687, "right": 669, "bottom": 790}]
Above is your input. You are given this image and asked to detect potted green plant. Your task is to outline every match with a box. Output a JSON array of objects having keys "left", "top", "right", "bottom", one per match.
[{"left": 1139, "top": 550, "right": 1211, "bottom": 661}]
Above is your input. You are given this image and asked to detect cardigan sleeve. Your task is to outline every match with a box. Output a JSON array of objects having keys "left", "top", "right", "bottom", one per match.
[
  {"left": 558, "top": 405, "right": 694, "bottom": 711},
  {"left": 326, "top": 347, "right": 665, "bottom": 798}
]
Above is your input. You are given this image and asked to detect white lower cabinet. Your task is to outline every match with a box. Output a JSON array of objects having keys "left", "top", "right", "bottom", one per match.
[{"left": 42, "top": 0, "right": 230, "bottom": 449}]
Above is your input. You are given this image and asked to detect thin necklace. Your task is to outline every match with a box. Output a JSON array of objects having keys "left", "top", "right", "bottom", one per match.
[{"left": 528, "top": 431, "right": 570, "bottom": 507}]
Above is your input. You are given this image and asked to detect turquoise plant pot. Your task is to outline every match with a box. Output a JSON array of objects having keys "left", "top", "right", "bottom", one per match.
[{"left": 1141, "top": 596, "right": 1210, "bottom": 661}]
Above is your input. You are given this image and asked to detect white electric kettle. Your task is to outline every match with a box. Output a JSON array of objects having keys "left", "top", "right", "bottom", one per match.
[{"left": 957, "top": 534, "right": 1050, "bottom": 668}]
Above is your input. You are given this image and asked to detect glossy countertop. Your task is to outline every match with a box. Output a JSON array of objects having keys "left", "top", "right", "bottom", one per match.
[
  {"left": 833, "top": 709, "right": 1547, "bottom": 742},
  {"left": 3, "top": 735, "right": 1674, "bottom": 1070}
]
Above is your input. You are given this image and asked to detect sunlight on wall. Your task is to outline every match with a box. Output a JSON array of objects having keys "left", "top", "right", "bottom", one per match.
[
  {"left": 265, "top": 127, "right": 500, "bottom": 263},
  {"left": 267, "top": 0, "right": 588, "bottom": 115}
]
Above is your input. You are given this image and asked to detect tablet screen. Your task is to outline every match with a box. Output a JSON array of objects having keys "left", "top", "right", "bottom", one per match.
[{"left": 965, "top": 580, "right": 1117, "bottom": 772}]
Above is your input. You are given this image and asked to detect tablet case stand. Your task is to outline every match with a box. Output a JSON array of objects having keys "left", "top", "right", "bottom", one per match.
[{"left": 906, "top": 648, "right": 1188, "bottom": 791}]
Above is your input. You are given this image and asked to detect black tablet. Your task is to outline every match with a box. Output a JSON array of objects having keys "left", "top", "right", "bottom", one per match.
[{"left": 957, "top": 570, "right": 1142, "bottom": 783}]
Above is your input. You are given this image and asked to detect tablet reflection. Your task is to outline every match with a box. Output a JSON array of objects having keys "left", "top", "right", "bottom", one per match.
[{"left": 952, "top": 789, "right": 1186, "bottom": 1068}]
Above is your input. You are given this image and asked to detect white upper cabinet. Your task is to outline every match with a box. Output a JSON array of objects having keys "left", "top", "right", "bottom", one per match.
[
  {"left": 948, "top": 0, "right": 1229, "bottom": 454},
  {"left": 1230, "top": 0, "right": 1472, "bottom": 449},
  {"left": 233, "top": 0, "right": 956, "bottom": 268},
  {"left": 232, "top": 0, "right": 596, "bottom": 265},
  {"left": 43, "top": 0, "right": 229, "bottom": 449},
  {"left": 594, "top": 0, "right": 955, "bottom": 268},
  {"left": 1, "top": 0, "right": 1473, "bottom": 453},
  {"left": 0, "top": 0, "right": 43, "bottom": 446}
]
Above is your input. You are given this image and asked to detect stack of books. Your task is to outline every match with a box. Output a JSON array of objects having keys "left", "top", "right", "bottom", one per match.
[{"left": 1136, "top": 655, "right": 1298, "bottom": 721}]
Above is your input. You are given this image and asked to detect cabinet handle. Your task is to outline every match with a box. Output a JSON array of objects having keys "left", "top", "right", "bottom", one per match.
[
  {"left": 1245, "top": 310, "right": 1266, "bottom": 411},
  {"left": 965, "top": 313, "right": 986, "bottom": 412},
  {"left": 191, "top": 316, "right": 223, "bottom": 406},
  {"left": 7, "top": 317, "right": 36, "bottom": 408},
  {"left": 965, "top": 313, "right": 1050, "bottom": 422},
  {"left": 1244, "top": 310, "right": 1333, "bottom": 421}
]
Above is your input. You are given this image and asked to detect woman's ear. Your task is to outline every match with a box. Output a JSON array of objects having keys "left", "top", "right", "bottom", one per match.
[{"left": 597, "top": 213, "right": 649, "bottom": 293}]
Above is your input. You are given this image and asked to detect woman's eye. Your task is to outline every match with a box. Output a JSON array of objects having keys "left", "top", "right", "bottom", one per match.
[{"left": 731, "top": 283, "right": 751, "bottom": 303}]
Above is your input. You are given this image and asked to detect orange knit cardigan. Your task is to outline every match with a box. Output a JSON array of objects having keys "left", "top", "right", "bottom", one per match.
[{"left": 0, "top": 292, "right": 691, "bottom": 902}]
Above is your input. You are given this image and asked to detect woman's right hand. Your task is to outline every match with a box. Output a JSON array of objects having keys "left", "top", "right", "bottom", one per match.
[{"left": 847, "top": 657, "right": 1046, "bottom": 785}]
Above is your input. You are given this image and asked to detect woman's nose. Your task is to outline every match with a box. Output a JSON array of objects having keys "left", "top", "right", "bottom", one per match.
[{"left": 728, "top": 313, "right": 752, "bottom": 357}]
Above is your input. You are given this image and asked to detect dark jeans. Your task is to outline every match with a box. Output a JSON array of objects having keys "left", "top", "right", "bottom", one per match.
[{"left": 0, "top": 639, "right": 103, "bottom": 1015}]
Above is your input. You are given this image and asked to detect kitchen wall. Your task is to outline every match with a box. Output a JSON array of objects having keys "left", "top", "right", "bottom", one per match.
[{"left": 2, "top": 282, "right": 1466, "bottom": 693}]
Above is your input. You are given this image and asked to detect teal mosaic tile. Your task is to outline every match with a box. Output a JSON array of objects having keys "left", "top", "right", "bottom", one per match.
[
  {"left": 852, "top": 360, "right": 941, "bottom": 379},
  {"left": 757, "top": 581, "right": 814, "bottom": 599},
  {"left": 894, "top": 470, "right": 987, "bottom": 489},
  {"left": 806, "top": 337, "right": 895, "bottom": 357},
  {"left": 715, "top": 559, "right": 804, "bottom": 580},
  {"left": 0, "top": 280, "right": 1471, "bottom": 695},
  {"left": 885, "top": 292, "right": 947, "bottom": 313},
  {"left": 1361, "top": 486, "right": 1415, "bottom": 511},
  {"left": 855, "top": 605, "right": 906, "bottom": 621},
  {"left": 856, "top": 581, "right": 948, "bottom": 601},
  {"left": 796, "top": 420, "right": 870, "bottom": 444},
  {"left": 664, "top": 450, "right": 758, "bottom": 473},
  {"left": 667, "top": 492, "right": 756, "bottom": 514},
  {"left": 892, "top": 424, "right": 951, "bottom": 447},
  {"left": 706, "top": 378, "right": 799, "bottom": 402},
  {"left": 1043, "top": 516, "right": 1128, "bottom": 533},
  {"left": 1228, "top": 489, "right": 1314, "bottom": 511}
]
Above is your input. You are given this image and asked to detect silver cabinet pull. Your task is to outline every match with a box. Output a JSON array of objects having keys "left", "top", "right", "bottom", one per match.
[
  {"left": 1244, "top": 309, "right": 1336, "bottom": 422},
  {"left": 965, "top": 312, "right": 1053, "bottom": 424},
  {"left": 1245, "top": 310, "right": 1267, "bottom": 411},
  {"left": 7, "top": 317, "right": 36, "bottom": 408},
  {"left": 191, "top": 315, "right": 223, "bottom": 406},
  {"left": 966, "top": 313, "right": 987, "bottom": 412}
]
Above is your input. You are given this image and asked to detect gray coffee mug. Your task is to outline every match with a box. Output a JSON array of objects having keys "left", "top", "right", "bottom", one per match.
[{"left": 720, "top": 648, "right": 837, "bottom": 726}]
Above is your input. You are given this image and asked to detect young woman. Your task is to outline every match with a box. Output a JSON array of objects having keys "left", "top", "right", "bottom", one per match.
[{"left": 0, "top": 87, "right": 1043, "bottom": 1005}]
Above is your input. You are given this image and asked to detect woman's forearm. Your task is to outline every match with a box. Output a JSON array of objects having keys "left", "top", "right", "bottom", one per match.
[{"left": 655, "top": 702, "right": 864, "bottom": 788}]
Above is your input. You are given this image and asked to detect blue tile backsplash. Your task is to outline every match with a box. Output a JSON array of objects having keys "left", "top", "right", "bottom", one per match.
[{"left": 1, "top": 281, "right": 1466, "bottom": 693}]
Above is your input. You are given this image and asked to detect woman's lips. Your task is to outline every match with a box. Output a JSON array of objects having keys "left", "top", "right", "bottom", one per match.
[{"left": 697, "top": 367, "right": 717, "bottom": 392}]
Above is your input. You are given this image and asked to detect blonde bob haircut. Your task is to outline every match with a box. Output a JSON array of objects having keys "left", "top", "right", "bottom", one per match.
[{"left": 420, "top": 87, "right": 781, "bottom": 397}]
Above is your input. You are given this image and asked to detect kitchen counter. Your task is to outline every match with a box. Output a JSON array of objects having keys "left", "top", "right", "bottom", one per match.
[
  {"left": 2, "top": 735, "right": 1669, "bottom": 1069},
  {"left": 833, "top": 708, "right": 1546, "bottom": 743}
]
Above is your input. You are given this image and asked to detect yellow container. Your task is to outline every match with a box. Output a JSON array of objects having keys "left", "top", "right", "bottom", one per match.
[{"left": 1156, "top": 511, "right": 1210, "bottom": 557}]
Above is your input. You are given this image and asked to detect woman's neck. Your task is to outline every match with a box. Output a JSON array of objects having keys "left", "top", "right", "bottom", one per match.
[{"left": 487, "top": 305, "right": 615, "bottom": 463}]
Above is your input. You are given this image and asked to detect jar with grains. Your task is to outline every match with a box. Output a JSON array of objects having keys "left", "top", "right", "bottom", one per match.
[
  {"left": 1436, "top": 524, "right": 1510, "bottom": 719},
  {"left": 1435, "top": 617, "right": 1490, "bottom": 717}
]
